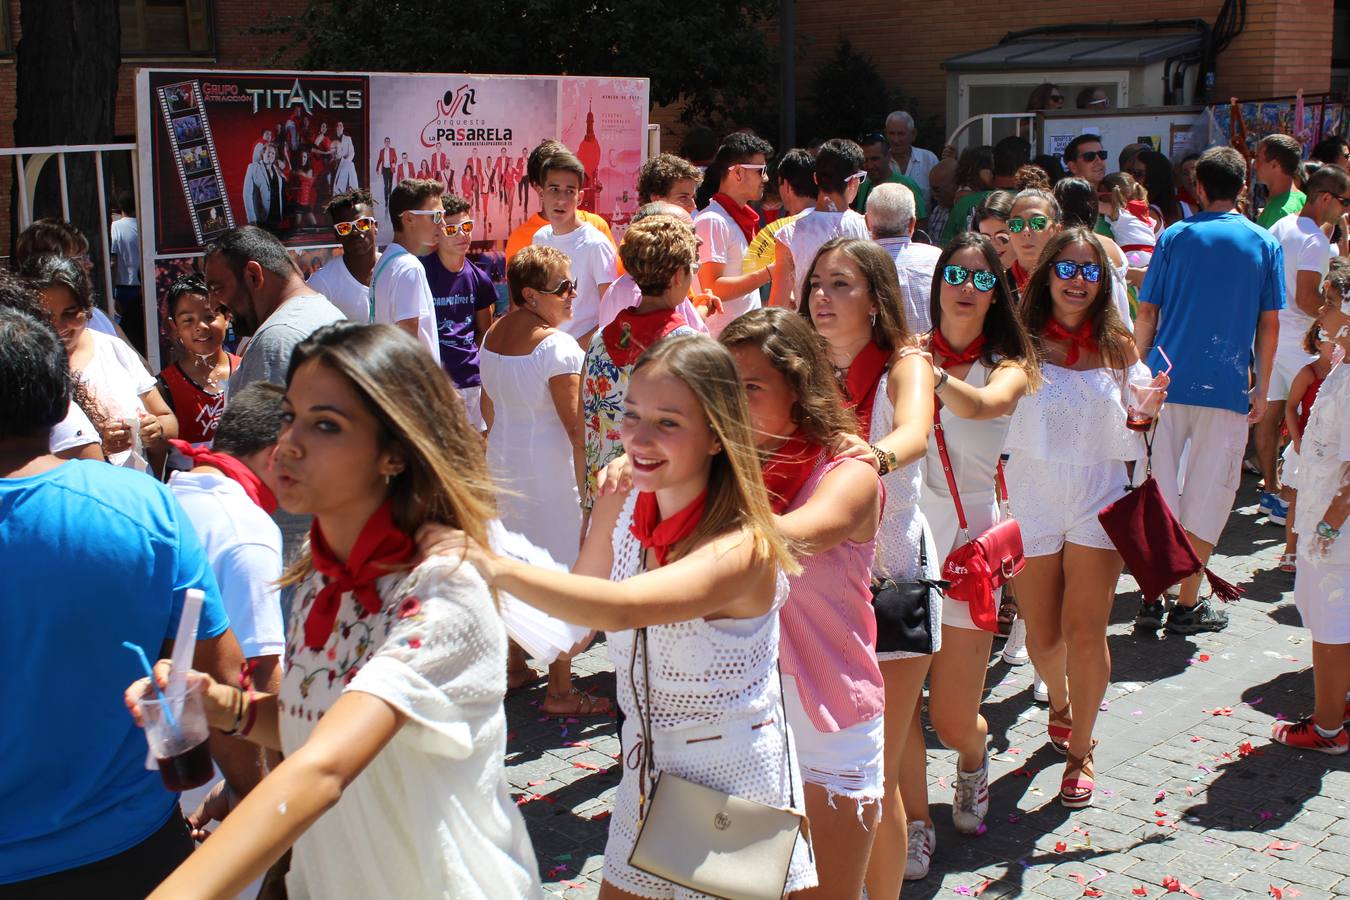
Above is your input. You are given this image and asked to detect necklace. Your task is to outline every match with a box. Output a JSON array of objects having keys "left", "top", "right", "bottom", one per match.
[{"left": 184, "top": 351, "right": 228, "bottom": 395}]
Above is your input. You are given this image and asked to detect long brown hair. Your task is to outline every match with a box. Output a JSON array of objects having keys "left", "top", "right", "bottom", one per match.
[
  {"left": 1020, "top": 228, "right": 1134, "bottom": 371},
  {"left": 279, "top": 323, "right": 497, "bottom": 585},
  {"left": 800, "top": 237, "right": 916, "bottom": 352},
  {"left": 632, "top": 334, "right": 799, "bottom": 574},
  {"left": 718, "top": 307, "right": 857, "bottom": 446}
]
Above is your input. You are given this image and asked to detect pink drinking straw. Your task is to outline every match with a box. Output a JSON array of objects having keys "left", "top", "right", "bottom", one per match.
[{"left": 1156, "top": 346, "right": 1172, "bottom": 378}]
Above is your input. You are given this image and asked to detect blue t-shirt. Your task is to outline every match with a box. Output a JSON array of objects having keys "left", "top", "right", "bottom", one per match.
[
  {"left": 1138, "top": 211, "right": 1285, "bottom": 414},
  {"left": 419, "top": 253, "right": 496, "bottom": 389},
  {"left": 0, "top": 461, "right": 228, "bottom": 883}
]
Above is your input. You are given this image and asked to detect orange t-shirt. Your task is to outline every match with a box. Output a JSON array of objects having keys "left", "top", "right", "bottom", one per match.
[{"left": 505, "top": 211, "right": 618, "bottom": 264}]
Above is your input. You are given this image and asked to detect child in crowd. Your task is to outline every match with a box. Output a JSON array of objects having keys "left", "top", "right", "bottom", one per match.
[
  {"left": 1279, "top": 321, "right": 1339, "bottom": 573},
  {"left": 157, "top": 275, "right": 238, "bottom": 447},
  {"left": 1098, "top": 173, "right": 1157, "bottom": 268},
  {"left": 1272, "top": 262, "right": 1350, "bottom": 754}
]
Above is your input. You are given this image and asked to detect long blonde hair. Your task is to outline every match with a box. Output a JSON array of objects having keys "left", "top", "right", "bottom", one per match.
[
  {"left": 279, "top": 323, "right": 497, "bottom": 586},
  {"left": 632, "top": 334, "right": 800, "bottom": 575}
]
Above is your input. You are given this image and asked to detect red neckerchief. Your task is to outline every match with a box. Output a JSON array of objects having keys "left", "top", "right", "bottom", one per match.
[
  {"left": 601, "top": 306, "right": 687, "bottom": 367},
  {"left": 629, "top": 491, "right": 706, "bottom": 567},
  {"left": 761, "top": 431, "right": 826, "bottom": 514},
  {"left": 304, "top": 501, "right": 415, "bottom": 650},
  {"left": 170, "top": 439, "right": 277, "bottom": 514},
  {"left": 1125, "top": 199, "right": 1156, "bottom": 228},
  {"left": 1177, "top": 188, "right": 1198, "bottom": 207},
  {"left": 713, "top": 192, "right": 760, "bottom": 245},
  {"left": 843, "top": 341, "right": 891, "bottom": 438},
  {"left": 1042, "top": 318, "right": 1098, "bottom": 366},
  {"left": 928, "top": 331, "right": 987, "bottom": 370},
  {"left": 1011, "top": 261, "right": 1031, "bottom": 293}
]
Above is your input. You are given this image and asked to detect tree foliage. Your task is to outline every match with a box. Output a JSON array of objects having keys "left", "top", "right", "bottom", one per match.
[
  {"left": 268, "top": 0, "right": 779, "bottom": 124},
  {"left": 801, "top": 38, "right": 940, "bottom": 152}
]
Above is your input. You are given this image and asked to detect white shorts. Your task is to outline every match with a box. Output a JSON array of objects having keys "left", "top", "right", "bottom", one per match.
[
  {"left": 1004, "top": 457, "right": 1128, "bottom": 558},
  {"left": 921, "top": 487, "right": 1002, "bottom": 631},
  {"left": 1294, "top": 543, "right": 1350, "bottom": 644},
  {"left": 1151, "top": 403, "right": 1248, "bottom": 545},
  {"left": 456, "top": 385, "right": 484, "bottom": 430},
  {"left": 782, "top": 678, "right": 885, "bottom": 807},
  {"left": 1267, "top": 345, "right": 1318, "bottom": 402},
  {"left": 1282, "top": 442, "right": 1302, "bottom": 491}
]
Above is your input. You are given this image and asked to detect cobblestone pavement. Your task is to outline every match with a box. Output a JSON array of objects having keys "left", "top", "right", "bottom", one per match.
[{"left": 505, "top": 473, "right": 1350, "bottom": 898}]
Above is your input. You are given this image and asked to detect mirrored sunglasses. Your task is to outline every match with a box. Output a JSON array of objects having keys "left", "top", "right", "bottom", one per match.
[
  {"left": 334, "top": 216, "right": 376, "bottom": 236},
  {"left": 1052, "top": 261, "right": 1103, "bottom": 283},
  {"left": 943, "top": 265, "right": 998, "bottom": 292},
  {"left": 442, "top": 219, "right": 475, "bottom": 236},
  {"left": 1008, "top": 215, "right": 1050, "bottom": 233}
]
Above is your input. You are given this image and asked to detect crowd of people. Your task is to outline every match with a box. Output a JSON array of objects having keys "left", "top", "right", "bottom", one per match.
[{"left": 4, "top": 108, "right": 1350, "bottom": 900}]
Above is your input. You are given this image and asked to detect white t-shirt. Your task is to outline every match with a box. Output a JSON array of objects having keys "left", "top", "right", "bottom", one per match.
[
  {"left": 776, "top": 208, "right": 872, "bottom": 305},
  {"left": 308, "top": 253, "right": 376, "bottom": 322},
  {"left": 1270, "top": 214, "right": 1331, "bottom": 351},
  {"left": 49, "top": 401, "right": 98, "bottom": 454},
  {"left": 695, "top": 198, "right": 760, "bottom": 335},
  {"left": 169, "top": 470, "right": 286, "bottom": 660},
  {"left": 79, "top": 329, "right": 155, "bottom": 468},
  {"left": 370, "top": 242, "right": 442, "bottom": 364},
  {"left": 892, "top": 147, "right": 941, "bottom": 208},
  {"left": 110, "top": 216, "right": 141, "bottom": 287},
  {"left": 532, "top": 222, "right": 617, "bottom": 340},
  {"left": 596, "top": 274, "right": 709, "bottom": 334}
]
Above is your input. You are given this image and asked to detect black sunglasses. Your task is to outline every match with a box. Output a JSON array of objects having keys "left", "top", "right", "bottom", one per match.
[
  {"left": 539, "top": 279, "right": 577, "bottom": 296},
  {"left": 1075, "top": 150, "right": 1110, "bottom": 163}
]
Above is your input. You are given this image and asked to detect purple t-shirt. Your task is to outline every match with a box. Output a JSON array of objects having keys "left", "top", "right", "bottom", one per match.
[{"left": 419, "top": 253, "right": 496, "bottom": 387}]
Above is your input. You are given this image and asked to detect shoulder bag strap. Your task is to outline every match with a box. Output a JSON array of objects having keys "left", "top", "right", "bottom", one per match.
[
  {"left": 932, "top": 405, "right": 969, "bottom": 536},
  {"left": 366, "top": 245, "right": 408, "bottom": 325},
  {"left": 628, "top": 625, "right": 655, "bottom": 822}
]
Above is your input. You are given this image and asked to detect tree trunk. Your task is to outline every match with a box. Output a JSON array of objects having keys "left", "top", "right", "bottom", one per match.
[{"left": 10, "top": 0, "right": 121, "bottom": 261}]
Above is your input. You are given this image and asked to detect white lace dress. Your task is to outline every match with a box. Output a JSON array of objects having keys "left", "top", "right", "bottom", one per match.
[
  {"left": 602, "top": 494, "right": 817, "bottom": 898},
  {"left": 870, "top": 367, "right": 942, "bottom": 660}
]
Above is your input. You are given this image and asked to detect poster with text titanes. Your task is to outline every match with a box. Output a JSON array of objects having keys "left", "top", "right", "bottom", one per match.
[
  {"left": 367, "top": 75, "right": 558, "bottom": 244},
  {"left": 559, "top": 77, "right": 649, "bottom": 236},
  {"left": 144, "top": 71, "right": 370, "bottom": 254}
]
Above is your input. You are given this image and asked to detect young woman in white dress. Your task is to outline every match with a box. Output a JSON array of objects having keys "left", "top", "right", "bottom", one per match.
[{"left": 125, "top": 323, "right": 540, "bottom": 898}]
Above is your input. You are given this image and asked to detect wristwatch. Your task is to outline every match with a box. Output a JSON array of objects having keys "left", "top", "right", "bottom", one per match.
[
  {"left": 934, "top": 368, "right": 950, "bottom": 393},
  {"left": 1317, "top": 521, "right": 1342, "bottom": 541},
  {"left": 871, "top": 444, "right": 899, "bottom": 476}
]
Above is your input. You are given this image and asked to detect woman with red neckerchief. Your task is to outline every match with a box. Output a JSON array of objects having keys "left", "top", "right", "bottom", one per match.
[
  {"left": 719, "top": 308, "right": 884, "bottom": 897},
  {"left": 1005, "top": 228, "right": 1164, "bottom": 809},
  {"left": 799, "top": 237, "right": 935, "bottom": 900},
  {"left": 1008, "top": 189, "right": 1063, "bottom": 294},
  {"left": 896, "top": 233, "right": 1041, "bottom": 873},
  {"left": 125, "top": 323, "right": 542, "bottom": 898}
]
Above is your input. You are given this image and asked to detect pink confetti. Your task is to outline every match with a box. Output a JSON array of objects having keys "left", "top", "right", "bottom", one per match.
[
  {"left": 573, "top": 761, "right": 601, "bottom": 771},
  {"left": 1007, "top": 813, "right": 1021, "bottom": 823},
  {"left": 975, "top": 823, "right": 988, "bottom": 835},
  {"left": 1131, "top": 710, "right": 1145, "bottom": 717},
  {"left": 1154, "top": 790, "right": 1167, "bottom": 801},
  {"left": 938, "top": 776, "right": 949, "bottom": 789}
]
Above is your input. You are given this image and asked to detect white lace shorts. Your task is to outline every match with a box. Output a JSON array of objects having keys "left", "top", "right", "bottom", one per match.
[
  {"left": 1294, "top": 545, "right": 1350, "bottom": 644},
  {"left": 1005, "top": 457, "right": 1129, "bottom": 557},
  {"left": 782, "top": 678, "right": 884, "bottom": 807}
]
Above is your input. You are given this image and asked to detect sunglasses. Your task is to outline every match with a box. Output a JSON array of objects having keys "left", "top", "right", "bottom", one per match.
[
  {"left": 442, "top": 219, "right": 475, "bottom": 236},
  {"left": 846, "top": 170, "right": 867, "bottom": 183},
  {"left": 1052, "top": 261, "right": 1103, "bottom": 283},
  {"left": 943, "top": 265, "right": 998, "bottom": 292},
  {"left": 1049, "top": 94, "right": 1065, "bottom": 103},
  {"left": 333, "top": 216, "right": 375, "bottom": 236},
  {"left": 1076, "top": 150, "right": 1110, "bottom": 162},
  {"left": 1008, "top": 215, "right": 1050, "bottom": 233},
  {"left": 539, "top": 279, "right": 577, "bottom": 296},
  {"left": 406, "top": 209, "right": 445, "bottom": 224}
]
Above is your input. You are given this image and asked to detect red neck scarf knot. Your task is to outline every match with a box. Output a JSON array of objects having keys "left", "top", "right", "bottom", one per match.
[{"left": 303, "top": 501, "right": 415, "bottom": 650}]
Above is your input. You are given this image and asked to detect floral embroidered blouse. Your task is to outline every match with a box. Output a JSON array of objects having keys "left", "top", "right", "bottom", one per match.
[{"left": 279, "top": 557, "right": 542, "bottom": 899}]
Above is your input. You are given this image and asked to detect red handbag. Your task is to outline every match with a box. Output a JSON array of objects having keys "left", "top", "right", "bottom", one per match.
[
  {"left": 1097, "top": 440, "right": 1243, "bottom": 602},
  {"left": 934, "top": 408, "right": 1026, "bottom": 633}
]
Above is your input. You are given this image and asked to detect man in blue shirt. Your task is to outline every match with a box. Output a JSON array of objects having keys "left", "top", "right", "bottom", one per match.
[
  {"left": 0, "top": 290, "right": 254, "bottom": 897},
  {"left": 1133, "top": 147, "right": 1284, "bottom": 635}
]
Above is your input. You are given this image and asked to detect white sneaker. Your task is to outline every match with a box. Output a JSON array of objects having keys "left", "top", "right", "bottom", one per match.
[
  {"left": 1002, "top": 618, "right": 1030, "bottom": 665},
  {"left": 1033, "top": 670, "right": 1048, "bottom": 704},
  {"left": 904, "top": 819, "right": 936, "bottom": 880},
  {"left": 952, "top": 752, "right": 990, "bottom": 834}
]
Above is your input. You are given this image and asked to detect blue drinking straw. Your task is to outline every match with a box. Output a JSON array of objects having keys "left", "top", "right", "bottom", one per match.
[{"left": 122, "top": 640, "right": 181, "bottom": 735}]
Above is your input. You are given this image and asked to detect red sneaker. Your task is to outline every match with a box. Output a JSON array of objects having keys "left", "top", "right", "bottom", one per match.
[{"left": 1271, "top": 718, "right": 1349, "bottom": 755}]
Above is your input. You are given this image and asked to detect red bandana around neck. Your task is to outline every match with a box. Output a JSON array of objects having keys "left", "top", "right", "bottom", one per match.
[
  {"left": 761, "top": 431, "right": 826, "bottom": 514},
  {"left": 1125, "top": 199, "right": 1156, "bottom": 227},
  {"left": 602, "top": 306, "right": 687, "bottom": 367},
  {"left": 713, "top": 192, "right": 760, "bottom": 245},
  {"left": 629, "top": 490, "right": 706, "bottom": 567},
  {"left": 929, "top": 331, "right": 987, "bottom": 370},
  {"left": 170, "top": 439, "right": 277, "bottom": 514},
  {"left": 843, "top": 341, "right": 891, "bottom": 438},
  {"left": 1010, "top": 261, "right": 1031, "bottom": 293},
  {"left": 304, "top": 501, "right": 416, "bottom": 650},
  {"left": 1042, "top": 318, "right": 1099, "bottom": 366}
]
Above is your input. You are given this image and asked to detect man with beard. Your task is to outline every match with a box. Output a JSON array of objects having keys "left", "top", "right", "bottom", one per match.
[{"left": 205, "top": 226, "right": 344, "bottom": 394}]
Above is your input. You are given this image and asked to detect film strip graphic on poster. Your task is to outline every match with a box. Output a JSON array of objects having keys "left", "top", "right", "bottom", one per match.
[{"left": 156, "top": 80, "right": 233, "bottom": 246}]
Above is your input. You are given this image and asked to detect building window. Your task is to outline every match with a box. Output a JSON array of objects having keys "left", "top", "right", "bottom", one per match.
[{"left": 120, "top": 0, "right": 214, "bottom": 57}]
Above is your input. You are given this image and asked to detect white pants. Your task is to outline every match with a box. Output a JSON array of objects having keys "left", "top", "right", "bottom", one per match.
[
  {"left": 457, "top": 385, "right": 484, "bottom": 431},
  {"left": 1151, "top": 403, "right": 1247, "bottom": 546}
]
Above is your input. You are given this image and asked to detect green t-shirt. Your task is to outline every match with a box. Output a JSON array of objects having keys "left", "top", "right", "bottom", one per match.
[
  {"left": 941, "top": 190, "right": 990, "bottom": 244},
  {"left": 1094, "top": 214, "right": 1114, "bottom": 238},
  {"left": 1257, "top": 189, "right": 1306, "bottom": 229},
  {"left": 853, "top": 173, "right": 927, "bottom": 219}
]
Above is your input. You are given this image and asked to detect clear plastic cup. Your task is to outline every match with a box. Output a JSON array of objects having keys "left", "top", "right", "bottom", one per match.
[
  {"left": 139, "top": 682, "right": 213, "bottom": 792},
  {"left": 1126, "top": 374, "right": 1164, "bottom": 432}
]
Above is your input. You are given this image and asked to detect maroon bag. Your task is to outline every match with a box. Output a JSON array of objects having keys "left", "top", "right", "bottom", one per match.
[
  {"left": 1097, "top": 443, "right": 1243, "bottom": 603},
  {"left": 934, "top": 409, "right": 1025, "bottom": 633}
]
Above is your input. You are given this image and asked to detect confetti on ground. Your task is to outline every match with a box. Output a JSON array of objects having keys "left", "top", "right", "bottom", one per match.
[
  {"left": 1238, "top": 740, "right": 1258, "bottom": 756},
  {"left": 573, "top": 761, "right": 601, "bottom": 771},
  {"left": 1262, "top": 840, "right": 1300, "bottom": 855},
  {"left": 1155, "top": 789, "right": 1167, "bottom": 801},
  {"left": 1055, "top": 841, "right": 1067, "bottom": 852},
  {"left": 1007, "top": 813, "right": 1020, "bottom": 823},
  {"left": 1084, "top": 890, "right": 1105, "bottom": 898},
  {"left": 1204, "top": 707, "right": 1234, "bottom": 716},
  {"left": 1133, "top": 888, "right": 1149, "bottom": 897},
  {"left": 1198, "top": 654, "right": 1211, "bottom": 662}
]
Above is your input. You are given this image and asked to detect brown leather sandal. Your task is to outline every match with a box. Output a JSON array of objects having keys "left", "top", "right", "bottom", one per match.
[
  {"left": 997, "top": 587, "right": 1018, "bottom": 636},
  {"left": 1059, "top": 740, "right": 1098, "bottom": 808},
  {"left": 542, "top": 688, "right": 614, "bottom": 718},
  {"left": 1048, "top": 702, "right": 1072, "bottom": 755}
]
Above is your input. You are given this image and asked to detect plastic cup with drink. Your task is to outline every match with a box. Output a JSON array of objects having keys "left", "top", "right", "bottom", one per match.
[{"left": 1126, "top": 346, "right": 1172, "bottom": 432}]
